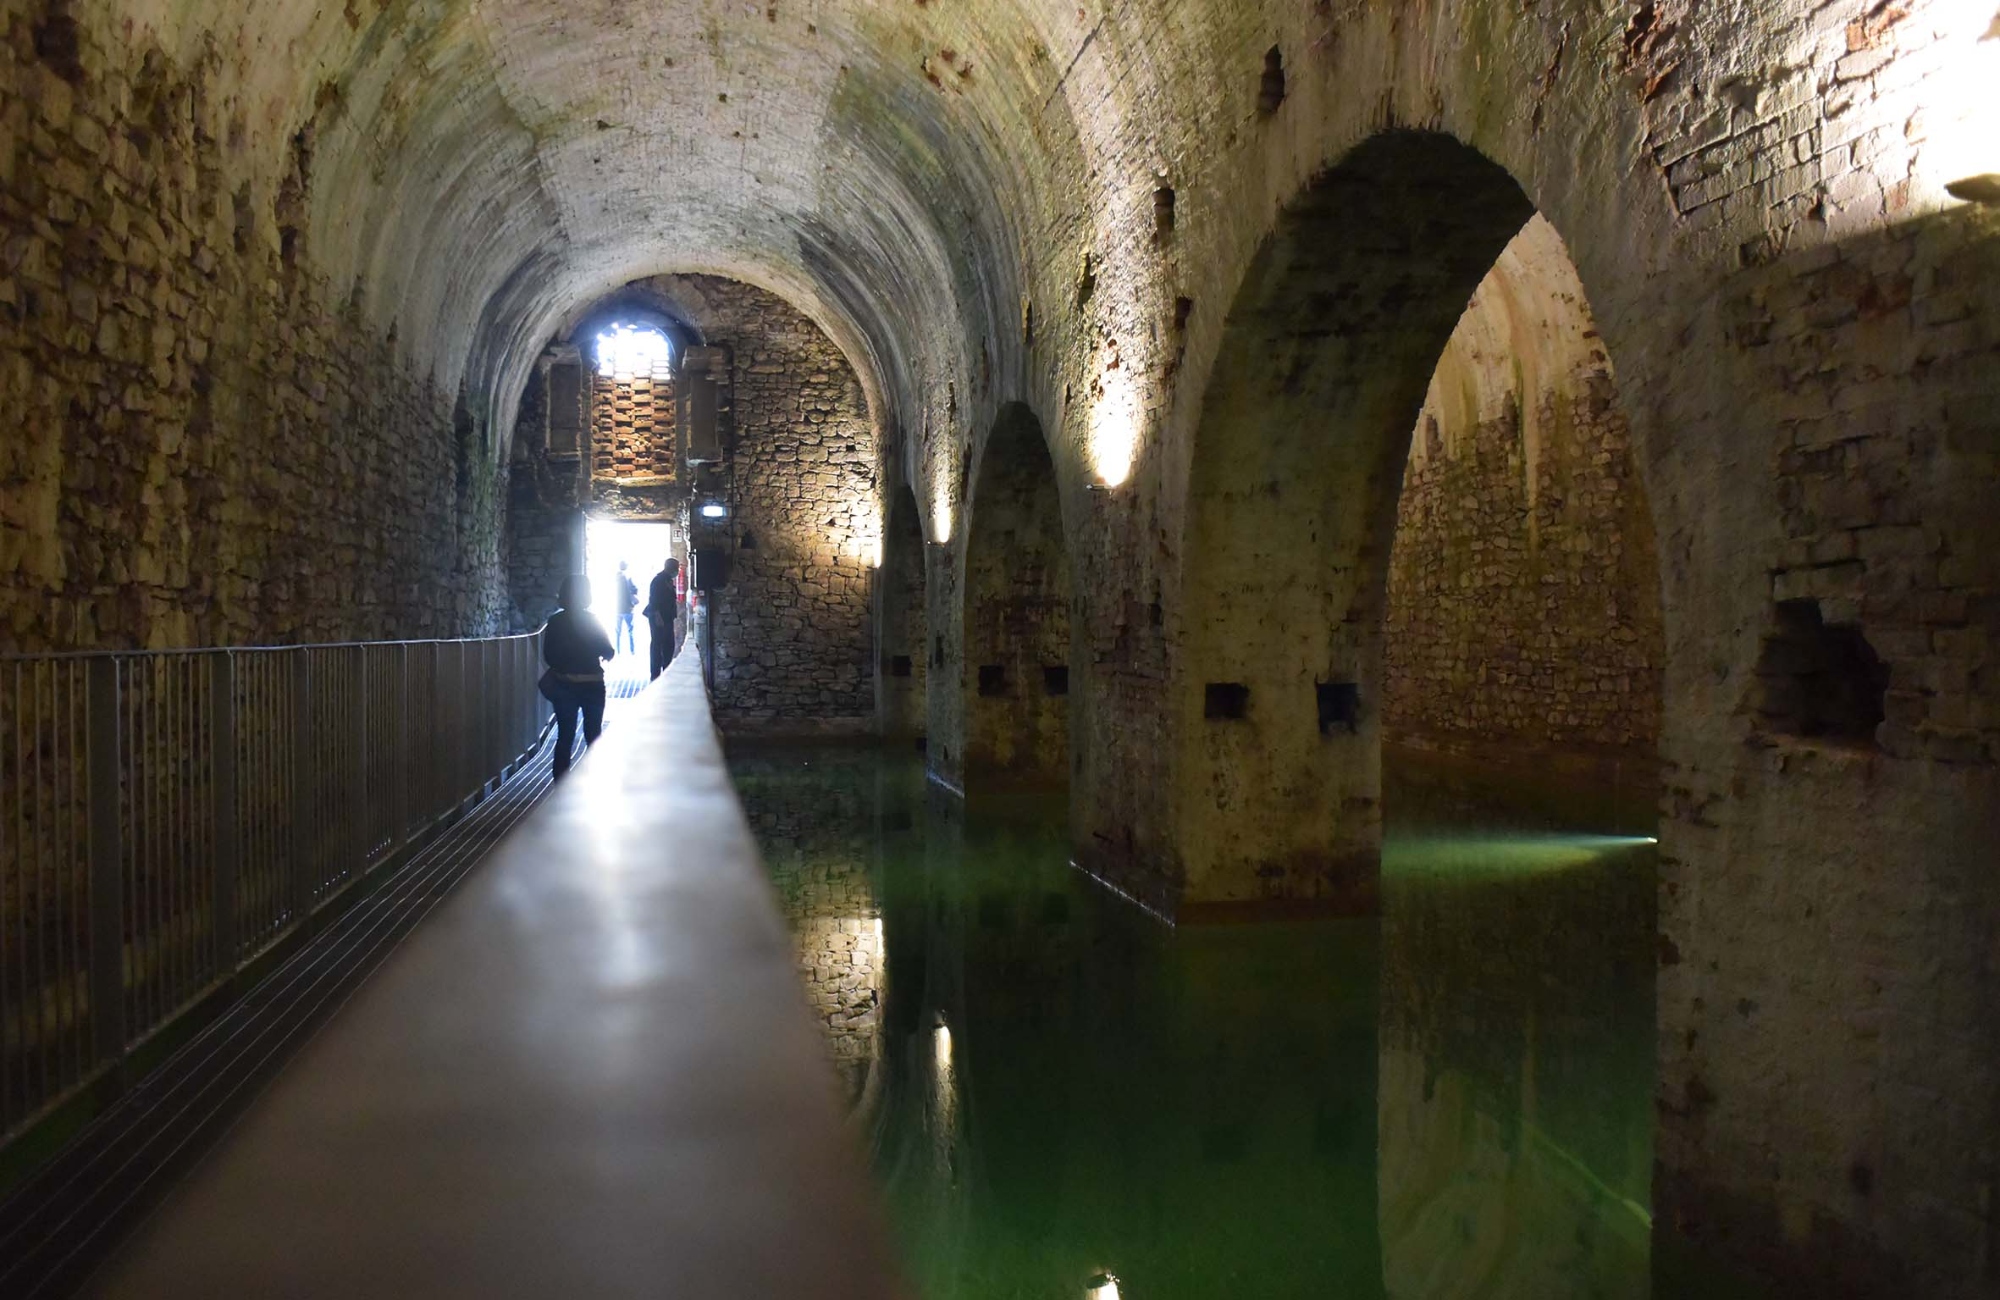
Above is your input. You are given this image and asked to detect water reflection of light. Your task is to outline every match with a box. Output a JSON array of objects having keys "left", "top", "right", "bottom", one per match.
[
  {"left": 1384, "top": 832, "right": 1658, "bottom": 879},
  {"left": 930, "top": 1014, "right": 958, "bottom": 1178}
]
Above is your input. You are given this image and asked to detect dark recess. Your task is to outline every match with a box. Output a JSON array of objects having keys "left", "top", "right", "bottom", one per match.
[
  {"left": 1205, "top": 682, "right": 1251, "bottom": 720},
  {"left": 1317, "top": 681, "right": 1361, "bottom": 734},
  {"left": 1751, "top": 599, "right": 1888, "bottom": 745}
]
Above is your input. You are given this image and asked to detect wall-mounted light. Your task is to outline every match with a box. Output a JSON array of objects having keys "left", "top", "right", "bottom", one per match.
[
  {"left": 699, "top": 501, "right": 729, "bottom": 520},
  {"left": 1085, "top": 1271, "right": 1123, "bottom": 1300},
  {"left": 1089, "top": 372, "right": 1141, "bottom": 489},
  {"left": 1939, "top": 6, "right": 2000, "bottom": 204},
  {"left": 932, "top": 493, "right": 955, "bottom": 546}
]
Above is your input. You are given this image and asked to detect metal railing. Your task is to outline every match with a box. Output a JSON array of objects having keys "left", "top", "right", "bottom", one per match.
[{"left": 0, "top": 634, "right": 549, "bottom": 1143}]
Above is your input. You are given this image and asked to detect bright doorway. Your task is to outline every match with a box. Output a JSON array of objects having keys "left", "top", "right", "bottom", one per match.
[{"left": 584, "top": 518, "right": 675, "bottom": 671}]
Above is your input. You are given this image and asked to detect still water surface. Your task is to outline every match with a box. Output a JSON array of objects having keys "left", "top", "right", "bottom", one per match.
[{"left": 730, "top": 744, "right": 1658, "bottom": 1300}]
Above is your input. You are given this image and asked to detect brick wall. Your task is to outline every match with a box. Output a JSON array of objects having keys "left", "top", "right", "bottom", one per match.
[{"left": 589, "top": 367, "right": 677, "bottom": 483}]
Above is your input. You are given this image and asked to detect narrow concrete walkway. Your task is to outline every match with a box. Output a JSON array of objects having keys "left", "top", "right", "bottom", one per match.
[{"left": 85, "top": 657, "right": 902, "bottom": 1299}]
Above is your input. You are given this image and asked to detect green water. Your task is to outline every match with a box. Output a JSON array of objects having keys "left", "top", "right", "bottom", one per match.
[{"left": 730, "top": 745, "right": 1659, "bottom": 1300}]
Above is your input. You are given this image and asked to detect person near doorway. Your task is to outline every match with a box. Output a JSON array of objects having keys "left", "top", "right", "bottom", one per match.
[
  {"left": 645, "top": 556, "right": 682, "bottom": 680},
  {"left": 613, "top": 561, "right": 639, "bottom": 656},
  {"left": 539, "top": 575, "right": 615, "bottom": 779}
]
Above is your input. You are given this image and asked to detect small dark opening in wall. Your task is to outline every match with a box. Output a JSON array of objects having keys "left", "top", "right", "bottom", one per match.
[
  {"left": 1317, "top": 682, "right": 1361, "bottom": 735},
  {"left": 1752, "top": 599, "right": 1889, "bottom": 745},
  {"left": 932, "top": 636, "right": 945, "bottom": 669},
  {"left": 738, "top": 530, "right": 757, "bottom": 550},
  {"left": 1258, "top": 46, "right": 1286, "bottom": 115},
  {"left": 890, "top": 655, "right": 914, "bottom": 679},
  {"left": 1153, "top": 185, "right": 1176, "bottom": 243},
  {"left": 1043, "top": 665, "right": 1070, "bottom": 696},
  {"left": 1205, "top": 682, "right": 1250, "bottom": 720},
  {"left": 978, "top": 665, "right": 1008, "bottom": 697}
]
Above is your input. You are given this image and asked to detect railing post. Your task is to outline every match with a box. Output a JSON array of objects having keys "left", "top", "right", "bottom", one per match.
[
  {"left": 210, "top": 652, "right": 238, "bottom": 970},
  {"left": 292, "top": 650, "right": 315, "bottom": 917},
  {"left": 391, "top": 644, "right": 410, "bottom": 851},
  {"left": 353, "top": 646, "right": 369, "bottom": 870},
  {"left": 86, "top": 657, "right": 125, "bottom": 1065}
]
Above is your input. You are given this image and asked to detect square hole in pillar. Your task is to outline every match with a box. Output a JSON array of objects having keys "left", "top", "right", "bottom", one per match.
[
  {"left": 1205, "top": 682, "right": 1250, "bottom": 720},
  {"left": 1317, "top": 682, "right": 1361, "bottom": 734},
  {"left": 1043, "top": 665, "right": 1070, "bottom": 696},
  {"left": 978, "top": 665, "right": 1009, "bottom": 697},
  {"left": 890, "top": 655, "right": 913, "bottom": 678}
]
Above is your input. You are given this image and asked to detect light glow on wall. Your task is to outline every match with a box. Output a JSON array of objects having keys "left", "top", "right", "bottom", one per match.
[
  {"left": 595, "top": 323, "right": 673, "bottom": 379},
  {"left": 1089, "top": 366, "right": 1142, "bottom": 488},
  {"left": 1935, "top": 4, "right": 2000, "bottom": 202},
  {"left": 932, "top": 486, "right": 955, "bottom": 545}
]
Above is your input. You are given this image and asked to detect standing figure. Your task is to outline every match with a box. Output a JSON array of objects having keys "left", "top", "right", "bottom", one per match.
[
  {"left": 613, "top": 561, "right": 639, "bottom": 656},
  {"left": 539, "top": 575, "right": 615, "bottom": 779},
  {"left": 645, "top": 556, "right": 683, "bottom": 680}
]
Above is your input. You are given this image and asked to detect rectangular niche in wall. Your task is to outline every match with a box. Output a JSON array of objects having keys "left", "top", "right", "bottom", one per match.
[
  {"left": 1205, "top": 682, "right": 1251, "bottom": 720},
  {"left": 1317, "top": 682, "right": 1361, "bottom": 734},
  {"left": 978, "top": 666, "right": 1009, "bottom": 697},
  {"left": 1042, "top": 665, "right": 1070, "bottom": 696},
  {"left": 890, "top": 655, "right": 914, "bottom": 678}
]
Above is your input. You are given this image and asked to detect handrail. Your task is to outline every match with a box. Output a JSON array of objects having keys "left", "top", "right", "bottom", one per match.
[{"left": 0, "top": 633, "right": 551, "bottom": 1145}]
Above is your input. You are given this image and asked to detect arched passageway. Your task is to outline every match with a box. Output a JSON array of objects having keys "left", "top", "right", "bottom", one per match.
[
  {"left": 1174, "top": 132, "right": 1659, "bottom": 912},
  {"left": 1384, "top": 214, "right": 1663, "bottom": 771},
  {"left": 963, "top": 404, "right": 1073, "bottom": 787},
  {"left": 878, "top": 483, "right": 929, "bottom": 741}
]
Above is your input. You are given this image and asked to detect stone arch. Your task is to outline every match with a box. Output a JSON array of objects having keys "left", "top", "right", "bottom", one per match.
[
  {"left": 879, "top": 480, "right": 930, "bottom": 741},
  {"left": 1171, "top": 130, "right": 1660, "bottom": 912},
  {"left": 963, "top": 403, "right": 1073, "bottom": 786}
]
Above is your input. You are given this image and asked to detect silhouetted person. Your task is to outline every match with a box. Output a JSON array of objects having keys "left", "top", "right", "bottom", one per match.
[
  {"left": 539, "top": 575, "right": 615, "bottom": 779},
  {"left": 645, "top": 556, "right": 682, "bottom": 680},
  {"left": 613, "top": 560, "right": 639, "bottom": 655}
]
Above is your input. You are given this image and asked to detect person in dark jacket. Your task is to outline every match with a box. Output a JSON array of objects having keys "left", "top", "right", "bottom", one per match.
[
  {"left": 540, "top": 574, "right": 615, "bottom": 779},
  {"left": 644, "top": 556, "right": 682, "bottom": 680}
]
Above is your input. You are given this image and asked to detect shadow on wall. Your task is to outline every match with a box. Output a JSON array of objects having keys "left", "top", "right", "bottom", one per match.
[
  {"left": 879, "top": 482, "right": 929, "bottom": 742},
  {"left": 963, "top": 404, "right": 1072, "bottom": 788}
]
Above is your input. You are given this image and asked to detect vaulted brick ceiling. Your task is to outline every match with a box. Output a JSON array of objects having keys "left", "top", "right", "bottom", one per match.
[{"left": 141, "top": 0, "right": 1150, "bottom": 442}]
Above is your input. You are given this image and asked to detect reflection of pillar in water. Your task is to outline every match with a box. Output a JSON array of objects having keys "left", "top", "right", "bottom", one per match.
[{"left": 1377, "top": 842, "right": 1653, "bottom": 1300}]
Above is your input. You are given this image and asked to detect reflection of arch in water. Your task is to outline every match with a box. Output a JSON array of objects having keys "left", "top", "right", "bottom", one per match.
[
  {"left": 1171, "top": 132, "right": 1661, "bottom": 917},
  {"left": 962, "top": 403, "right": 1074, "bottom": 788}
]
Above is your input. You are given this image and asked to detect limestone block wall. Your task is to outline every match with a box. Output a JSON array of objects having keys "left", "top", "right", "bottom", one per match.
[
  {"left": 0, "top": 8, "right": 507, "bottom": 652},
  {"left": 703, "top": 284, "right": 878, "bottom": 730},
  {"left": 1385, "top": 218, "right": 1664, "bottom": 759}
]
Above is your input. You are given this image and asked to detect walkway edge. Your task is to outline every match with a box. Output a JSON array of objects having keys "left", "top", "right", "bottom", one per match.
[{"left": 85, "top": 657, "right": 906, "bottom": 1300}]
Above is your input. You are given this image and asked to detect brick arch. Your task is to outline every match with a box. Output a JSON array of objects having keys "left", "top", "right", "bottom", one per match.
[
  {"left": 962, "top": 402, "right": 1074, "bottom": 787},
  {"left": 1166, "top": 130, "right": 1662, "bottom": 913}
]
